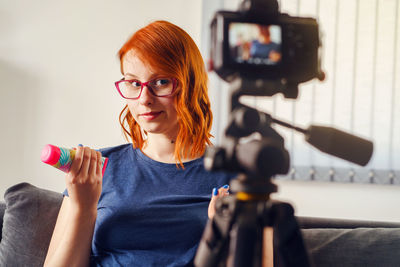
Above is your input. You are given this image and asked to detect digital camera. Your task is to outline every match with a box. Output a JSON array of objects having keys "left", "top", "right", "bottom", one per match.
[{"left": 209, "top": 7, "right": 322, "bottom": 85}]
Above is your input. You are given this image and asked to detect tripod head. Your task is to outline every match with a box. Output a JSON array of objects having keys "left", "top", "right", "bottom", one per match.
[{"left": 205, "top": 105, "right": 289, "bottom": 181}]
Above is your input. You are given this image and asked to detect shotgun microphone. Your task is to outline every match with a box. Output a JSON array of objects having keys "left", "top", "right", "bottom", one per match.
[{"left": 304, "top": 125, "right": 373, "bottom": 166}]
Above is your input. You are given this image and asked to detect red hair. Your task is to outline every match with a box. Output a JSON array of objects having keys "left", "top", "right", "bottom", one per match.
[{"left": 118, "top": 20, "right": 213, "bottom": 167}]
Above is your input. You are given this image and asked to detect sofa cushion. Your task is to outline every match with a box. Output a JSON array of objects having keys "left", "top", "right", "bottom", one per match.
[
  {"left": 0, "top": 183, "right": 63, "bottom": 267},
  {"left": 302, "top": 227, "right": 400, "bottom": 267}
]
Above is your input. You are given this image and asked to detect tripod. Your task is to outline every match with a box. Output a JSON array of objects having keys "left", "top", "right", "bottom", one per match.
[
  {"left": 194, "top": 77, "right": 311, "bottom": 267},
  {"left": 194, "top": 174, "right": 310, "bottom": 267}
]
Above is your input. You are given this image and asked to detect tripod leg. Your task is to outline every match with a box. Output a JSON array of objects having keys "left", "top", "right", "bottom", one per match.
[
  {"left": 270, "top": 202, "right": 311, "bottom": 267},
  {"left": 195, "top": 220, "right": 223, "bottom": 267},
  {"left": 195, "top": 196, "right": 237, "bottom": 267},
  {"left": 228, "top": 217, "right": 263, "bottom": 267}
]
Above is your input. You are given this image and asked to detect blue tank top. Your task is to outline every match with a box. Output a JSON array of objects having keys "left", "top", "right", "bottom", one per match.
[{"left": 65, "top": 144, "right": 235, "bottom": 266}]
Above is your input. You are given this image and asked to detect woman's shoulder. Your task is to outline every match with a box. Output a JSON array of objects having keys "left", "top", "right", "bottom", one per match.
[{"left": 99, "top": 143, "right": 133, "bottom": 158}]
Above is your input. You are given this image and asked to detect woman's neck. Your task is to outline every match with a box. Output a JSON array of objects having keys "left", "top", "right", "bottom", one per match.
[
  {"left": 141, "top": 133, "right": 200, "bottom": 163},
  {"left": 141, "top": 133, "right": 176, "bottom": 163},
  {"left": 259, "top": 35, "right": 271, "bottom": 44}
]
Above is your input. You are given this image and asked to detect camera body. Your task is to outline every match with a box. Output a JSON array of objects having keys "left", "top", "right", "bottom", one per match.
[{"left": 210, "top": 10, "right": 321, "bottom": 84}]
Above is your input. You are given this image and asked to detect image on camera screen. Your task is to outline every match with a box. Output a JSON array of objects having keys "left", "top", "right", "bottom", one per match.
[{"left": 229, "top": 23, "right": 282, "bottom": 65}]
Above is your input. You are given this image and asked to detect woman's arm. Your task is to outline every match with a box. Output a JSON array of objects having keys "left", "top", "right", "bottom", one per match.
[
  {"left": 44, "top": 197, "right": 97, "bottom": 267},
  {"left": 44, "top": 146, "right": 103, "bottom": 267},
  {"left": 263, "top": 227, "right": 274, "bottom": 267}
]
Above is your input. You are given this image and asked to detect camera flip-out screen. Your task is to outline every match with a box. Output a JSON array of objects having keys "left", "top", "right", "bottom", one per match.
[
  {"left": 229, "top": 23, "right": 282, "bottom": 66},
  {"left": 210, "top": 10, "right": 320, "bottom": 83}
]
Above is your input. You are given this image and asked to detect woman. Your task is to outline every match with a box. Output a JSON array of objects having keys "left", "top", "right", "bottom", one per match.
[
  {"left": 250, "top": 25, "right": 281, "bottom": 63},
  {"left": 44, "top": 20, "right": 233, "bottom": 266}
]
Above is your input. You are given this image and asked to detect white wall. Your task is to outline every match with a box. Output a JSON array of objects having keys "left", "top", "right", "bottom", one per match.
[
  {"left": 0, "top": 0, "right": 202, "bottom": 197},
  {"left": 273, "top": 180, "right": 400, "bottom": 223}
]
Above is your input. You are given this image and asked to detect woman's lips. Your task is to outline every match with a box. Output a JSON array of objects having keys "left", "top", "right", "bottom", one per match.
[{"left": 140, "top": 111, "right": 162, "bottom": 120}]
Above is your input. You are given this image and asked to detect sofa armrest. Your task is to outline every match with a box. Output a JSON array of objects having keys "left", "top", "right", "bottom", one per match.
[
  {"left": 0, "top": 201, "right": 5, "bottom": 241},
  {"left": 0, "top": 183, "right": 63, "bottom": 267}
]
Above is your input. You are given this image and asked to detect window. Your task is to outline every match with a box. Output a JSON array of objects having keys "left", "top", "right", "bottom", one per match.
[{"left": 202, "top": 0, "right": 400, "bottom": 185}]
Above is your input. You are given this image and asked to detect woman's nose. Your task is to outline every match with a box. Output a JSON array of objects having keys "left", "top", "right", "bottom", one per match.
[{"left": 138, "top": 85, "right": 154, "bottom": 105}]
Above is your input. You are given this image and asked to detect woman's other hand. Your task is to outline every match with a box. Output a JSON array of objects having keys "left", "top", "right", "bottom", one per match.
[
  {"left": 65, "top": 145, "right": 103, "bottom": 213},
  {"left": 208, "top": 184, "right": 229, "bottom": 219}
]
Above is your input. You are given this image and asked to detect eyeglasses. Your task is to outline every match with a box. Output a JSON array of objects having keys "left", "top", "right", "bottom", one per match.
[{"left": 115, "top": 78, "right": 177, "bottom": 99}]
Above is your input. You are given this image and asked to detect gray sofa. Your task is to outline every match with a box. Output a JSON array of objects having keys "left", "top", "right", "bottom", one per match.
[{"left": 0, "top": 182, "right": 400, "bottom": 267}]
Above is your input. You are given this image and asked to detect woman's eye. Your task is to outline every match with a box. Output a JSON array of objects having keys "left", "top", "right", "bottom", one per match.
[
  {"left": 155, "top": 79, "right": 170, "bottom": 86},
  {"left": 131, "top": 81, "right": 141, "bottom": 87}
]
